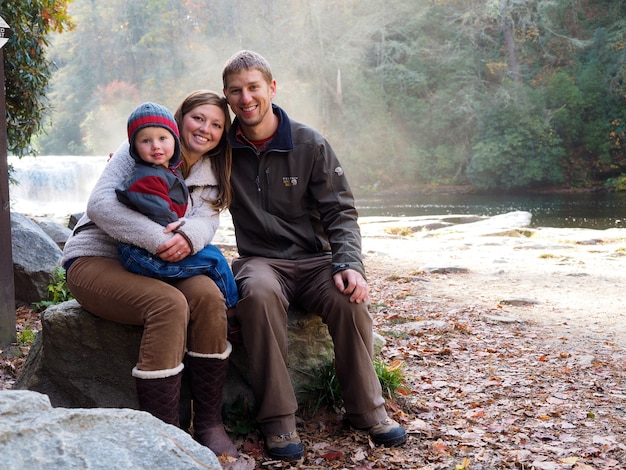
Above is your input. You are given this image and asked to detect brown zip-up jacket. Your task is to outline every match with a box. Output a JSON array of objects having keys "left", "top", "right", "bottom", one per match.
[{"left": 228, "top": 104, "right": 365, "bottom": 277}]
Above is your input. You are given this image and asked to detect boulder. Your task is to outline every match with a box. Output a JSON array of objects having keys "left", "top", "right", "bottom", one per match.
[
  {"left": 0, "top": 390, "right": 220, "bottom": 469},
  {"left": 68, "top": 212, "right": 84, "bottom": 230},
  {"left": 14, "top": 300, "right": 142, "bottom": 408},
  {"left": 11, "top": 212, "right": 63, "bottom": 305},
  {"left": 435, "top": 210, "right": 533, "bottom": 237},
  {"left": 14, "top": 300, "right": 342, "bottom": 411},
  {"left": 36, "top": 220, "right": 73, "bottom": 250}
]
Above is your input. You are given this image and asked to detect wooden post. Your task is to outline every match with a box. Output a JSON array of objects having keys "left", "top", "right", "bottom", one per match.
[{"left": 0, "top": 16, "right": 15, "bottom": 347}]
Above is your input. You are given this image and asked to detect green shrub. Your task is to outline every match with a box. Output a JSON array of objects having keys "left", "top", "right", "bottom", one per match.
[
  {"left": 303, "top": 357, "right": 407, "bottom": 414},
  {"left": 33, "top": 266, "right": 74, "bottom": 311},
  {"left": 222, "top": 396, "right": 256, "bottom": 437},
  {"left": 606, "top": 175, "right": 626, "bottom": 191},
  {"left": 302, "top": 360, "right": 343, "bottom": 415},
  {"left": 374, "top": 359, "right": 407, "bottom": 399},
  {"left": 16, "top": 328, "right": 36, "bottom": 346}
]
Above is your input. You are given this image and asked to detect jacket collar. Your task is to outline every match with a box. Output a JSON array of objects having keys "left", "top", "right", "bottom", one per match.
[
  {"left": 186, "top": 155, "right": 218, "bottom": 186},
  {"left": 228, "top": 104, "right": 293, "bottom": 152}
]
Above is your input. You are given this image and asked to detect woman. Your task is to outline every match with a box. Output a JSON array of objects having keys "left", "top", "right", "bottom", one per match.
[{"left": 61, "top": 90, "right": 237, "bottom": 458}]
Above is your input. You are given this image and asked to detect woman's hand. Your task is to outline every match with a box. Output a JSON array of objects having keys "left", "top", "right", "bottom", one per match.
[{"left": 157, "top": 221, "right": 191, "bottom": 261}]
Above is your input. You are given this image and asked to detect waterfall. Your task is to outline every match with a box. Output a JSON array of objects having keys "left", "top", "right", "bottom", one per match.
[{"left": 8, "top": 155, "right": 109, "bottom": 220}]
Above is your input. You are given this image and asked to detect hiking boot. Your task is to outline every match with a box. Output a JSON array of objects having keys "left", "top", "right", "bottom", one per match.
[
  {"left": 265, "top": 431, "right": 304, "bottom": 460},
  {"left": 368, "top": 418, "right": 407, "bottom": 447}
]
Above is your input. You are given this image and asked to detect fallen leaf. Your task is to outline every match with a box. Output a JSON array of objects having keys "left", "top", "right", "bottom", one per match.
[
  {"left": 455, "top": 457, "right": 471, "bottom": 469},
  {"left": 322, "top": 451, "right": 344, "bottom": 461},
  {"left": 432, "top": 440, "right": 451, "bottom": 454}
]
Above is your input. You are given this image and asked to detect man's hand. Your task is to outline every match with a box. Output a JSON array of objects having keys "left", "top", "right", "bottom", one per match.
[{"left": 333, "top": 268, "right": 369, "bottom": 303}]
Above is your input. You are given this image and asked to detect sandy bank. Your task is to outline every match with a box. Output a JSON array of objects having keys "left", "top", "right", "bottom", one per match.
[
  {"left": 358, "top": 211, "right": 626, "bottom": 346},
  {"left": 215, "top": 210, "right": 626, "bottom": 346}
]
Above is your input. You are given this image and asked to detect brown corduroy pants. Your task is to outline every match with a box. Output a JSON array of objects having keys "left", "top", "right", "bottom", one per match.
[
  {"left": 232, "top": 255, "right": 387, "bottom": 436},
  {"left": 66, "top": 256, "right": 228, "bottom": 372}
]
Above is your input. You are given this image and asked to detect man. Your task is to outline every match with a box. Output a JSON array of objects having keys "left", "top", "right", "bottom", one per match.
[{"left": 222, "top": 50, "right": 407, "bottom": 461}]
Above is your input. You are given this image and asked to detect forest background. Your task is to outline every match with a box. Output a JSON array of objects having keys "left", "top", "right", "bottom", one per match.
[{"left": 5, "top": 0, "right": 626, "bottom": 194}]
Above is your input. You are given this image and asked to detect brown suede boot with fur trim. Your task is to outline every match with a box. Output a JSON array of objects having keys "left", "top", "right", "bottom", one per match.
[
  {"left": 135, "top": 370, "right": 182, "bottom": 426},
  {"left": 187, "top": 346, "right": 238, "bottom": 458}
]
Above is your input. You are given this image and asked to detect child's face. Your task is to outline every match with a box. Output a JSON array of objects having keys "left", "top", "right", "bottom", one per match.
[{"left": 134, "top": 126, "right": 176, "bottom": 167}]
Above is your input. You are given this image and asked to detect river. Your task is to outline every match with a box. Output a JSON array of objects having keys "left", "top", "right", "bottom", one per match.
[
  {"left": 355, "top": 190, "right": 626, "bottom": 229},
  {"left": 8, "top": 156, "right": 626, "bottom": 229}
]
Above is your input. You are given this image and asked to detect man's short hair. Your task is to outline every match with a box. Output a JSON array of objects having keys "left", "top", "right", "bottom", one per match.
[{"left": 222, "top": 50, "right": 273, "bottom": 88}]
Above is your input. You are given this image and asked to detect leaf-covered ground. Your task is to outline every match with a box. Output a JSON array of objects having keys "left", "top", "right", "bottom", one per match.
[
  {"left": 224, "top": 262, "right": 626, "bottom": 469},
  {"left": 0, "top": 306, "right": 41, "bottom": 391},
  {"left": 362, "top": 265, "right": 626, "bottom": 470},
  {"left": 2, "top": 261, "right": 625, "bottom": 469}
]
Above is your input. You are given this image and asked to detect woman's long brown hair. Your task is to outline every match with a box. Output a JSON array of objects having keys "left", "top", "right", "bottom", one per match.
[{"left": 174, "top": 90, "right": 232, "bottom": 212}]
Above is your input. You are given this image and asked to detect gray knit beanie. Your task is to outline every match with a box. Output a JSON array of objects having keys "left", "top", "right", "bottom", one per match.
[{"left": 127, "top": 102, "right": 181, "bottom": 166}]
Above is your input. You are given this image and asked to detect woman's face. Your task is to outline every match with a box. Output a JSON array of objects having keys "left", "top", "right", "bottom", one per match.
[{"left": 180, "top": 103, "right": 226, "bottom": 159}]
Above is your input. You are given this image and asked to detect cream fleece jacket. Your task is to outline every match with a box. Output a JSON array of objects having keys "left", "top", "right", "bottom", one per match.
[{"left": 62, "top": 141, "right": 220, "bottom": 266}]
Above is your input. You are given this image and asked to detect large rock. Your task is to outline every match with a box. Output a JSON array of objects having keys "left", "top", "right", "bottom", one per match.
[
  {"left": 432, "top": 210, "right": 533, "bottom": 237},
  {"left": 14, "top": 300, "right": 338, "bottom": 411},
  {"left": 14, "top": 301, "right": 143, "bottom": 408},
  {"left": 36, "top": 219, "right": 73, "bottom": 250},
  {"left": 0, "top": 390, "right": 221, "bottom": 469},
  {"left": 11, "top": 212, "right": 63, "bottom": 305}
]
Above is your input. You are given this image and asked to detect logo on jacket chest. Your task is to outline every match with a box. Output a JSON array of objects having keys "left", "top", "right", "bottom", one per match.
[{"left": 282, "top": 176, "right": 299, "bottom": 187}]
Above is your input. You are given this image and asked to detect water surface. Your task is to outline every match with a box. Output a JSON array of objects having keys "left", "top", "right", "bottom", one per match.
[{"left": 356, "top": 191, "right": 626, "bottom": 229}]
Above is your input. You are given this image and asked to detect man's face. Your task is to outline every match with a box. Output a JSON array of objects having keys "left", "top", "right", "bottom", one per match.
[{"left": 224, "top": 68, "right": 276, "bottom": 135}]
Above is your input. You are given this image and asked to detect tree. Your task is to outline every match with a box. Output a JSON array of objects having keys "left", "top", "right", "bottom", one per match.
[
  {"left": 38, "top": 0, "right": 226, "bottom": 155},
  {"left": 28, "top": 0, "right": 626, "bottom": 190},
  {"left": 0, "top": 1, "right": 74, "bottom": 156},
  {"left": 1, "top": 1, "right": 73, "bottom": 347},
  {"left": 468, "top": 84, "right": 565, "bottom": 190}
]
